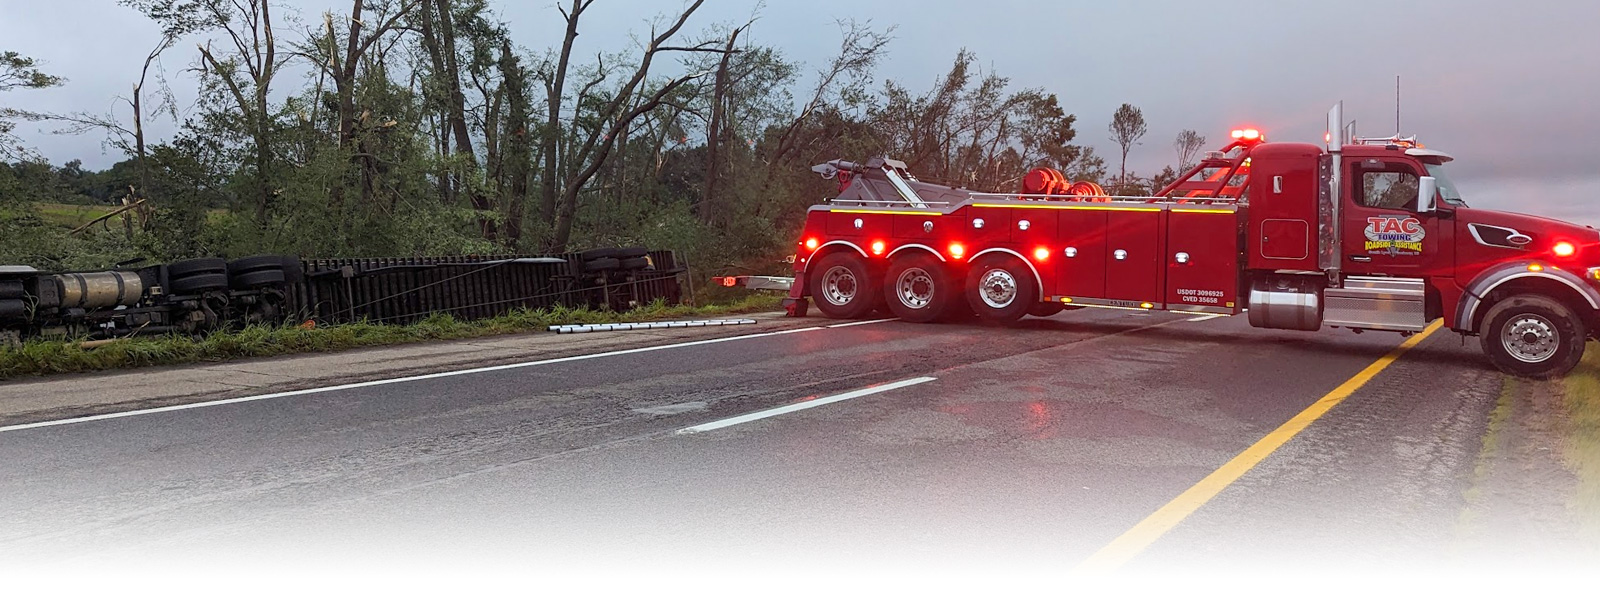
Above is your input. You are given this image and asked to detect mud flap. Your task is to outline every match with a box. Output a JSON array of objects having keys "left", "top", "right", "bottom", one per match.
[{"left": 784, "top": 269, "right": 809, "bottom": 317}]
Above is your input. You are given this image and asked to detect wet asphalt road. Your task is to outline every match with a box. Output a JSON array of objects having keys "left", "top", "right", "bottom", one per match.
[{"left": 0, "top": 308, "right": 1568, "bottom": 575}]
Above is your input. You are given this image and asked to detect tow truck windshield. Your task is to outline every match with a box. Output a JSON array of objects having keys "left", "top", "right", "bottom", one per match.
[{"left": 1424, "top": 162, "right": 1467, "bottom": 207}]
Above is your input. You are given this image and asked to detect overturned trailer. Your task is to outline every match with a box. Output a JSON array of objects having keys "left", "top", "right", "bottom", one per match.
[{"left": 0, "top": 248, "right": 684, "bottom": 344}]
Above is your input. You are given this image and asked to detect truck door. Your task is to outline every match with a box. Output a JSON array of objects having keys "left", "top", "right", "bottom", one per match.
[{"left": 1341, "top": 158, "right": 1444, "bottom": 275}]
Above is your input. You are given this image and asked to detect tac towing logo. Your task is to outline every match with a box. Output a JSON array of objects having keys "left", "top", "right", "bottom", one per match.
[{"left": 1364, "top": 215, "right": 1425, "bottom": 256}]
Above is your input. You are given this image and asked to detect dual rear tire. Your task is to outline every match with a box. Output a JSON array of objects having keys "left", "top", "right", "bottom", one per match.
[{"left": 809, "top": 251, "right": 1041, "bottom": 326}]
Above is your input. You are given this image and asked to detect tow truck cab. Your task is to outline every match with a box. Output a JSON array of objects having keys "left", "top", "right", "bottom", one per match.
[{"left": 788, "top": 104, "right": 1600, "bottom": 379}]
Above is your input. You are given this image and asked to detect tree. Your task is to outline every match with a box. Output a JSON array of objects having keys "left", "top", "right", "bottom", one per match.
[
  {"left": 1107, "top": 103, "right": 1146, "bottom": 190},
  {"left": 0, "top": 51, "right": 65, "bottom": 161},
  {"left": 1173, "top": 128, "right": 1206, "bottom": 173},
  {"left": 765, "top": 20, "right": 892, "bottom": 174},
  {"left": 184, "top": 0, "right": 287, "bottom": 223},
  {"left": 1150, "top": 165, "right": 1178, "bottom": 192},
  {"left": 536, "top": 0, "right": 727, "bottom": 252}
]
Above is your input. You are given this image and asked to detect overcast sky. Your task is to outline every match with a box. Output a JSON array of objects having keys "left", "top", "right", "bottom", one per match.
[{"left": 3, "top": 0, "right": 1598, "bottom": 223}]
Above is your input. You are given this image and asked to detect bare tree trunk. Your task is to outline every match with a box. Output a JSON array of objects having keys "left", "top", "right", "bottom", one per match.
[
  {"left": 540, "top": 0, "right": 590, "bottom": 238},
  {"left": 432, "top": 0, "right": 493, "bottom": 239},
  {"left": 699, "top": 26, "right": 741, "bottom": 227}
]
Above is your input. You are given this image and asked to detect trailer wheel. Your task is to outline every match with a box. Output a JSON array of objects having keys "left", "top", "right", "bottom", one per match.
[
  {"left": 965, "top": 254, "right": 1038, "bottom": 326},
  {"left": 612, "top": 247, "right": 649, "bottom": 259},
  {"left": 1479, "top": 293, "right": 1588, "bottom": 379},
  {"left": 809, "top": 252, "right": 878, "bottom": 319},
  {"left": 579, "top": 247, "right": 619, "bottom": 262},
  {"left": 882, "top": 253, "right": 955, "bottom": 323},
  {"left": 584, "top": 257, "right": 621, "bottom": 272}
]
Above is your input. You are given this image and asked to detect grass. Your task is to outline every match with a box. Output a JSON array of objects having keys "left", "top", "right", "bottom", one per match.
[
  {"left": 1563, "top": 347, "right": 1600, "bottom": 546},
  {"left": 0, "top": 293, "right": 782, "bottom": 380},
  {"left": 32, "top": 202, "right": 105, "bottom": 229}
]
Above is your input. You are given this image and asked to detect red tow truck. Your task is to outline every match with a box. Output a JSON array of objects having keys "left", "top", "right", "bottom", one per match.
[{"left": 783, "top": 104, "right": 1600, "bottom": 378}]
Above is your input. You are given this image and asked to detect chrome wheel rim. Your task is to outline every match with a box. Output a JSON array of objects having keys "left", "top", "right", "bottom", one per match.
[
  {"left": 1501, "top": 313, "right": 1560, "bottom": 364},
  {"left": 896, "top": 268, "right": 936, "bottom": 309},
  {"left": 978, "top": 268, "right": 1018, "bottom": 309},
  {"left": 821, "top": 266, "right": 858, "bottom": 306}
]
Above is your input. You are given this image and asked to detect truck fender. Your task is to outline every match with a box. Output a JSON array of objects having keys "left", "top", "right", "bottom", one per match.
[
  {"left": 805, "top": 240, "right": 868, "bottom": 265},
  {"left": 886, "top": 244, "right": 947, "bottom": 262},
  {"left": 968, "top": 248, "right": 1044, "bottom": 295},
  {"left": 1454, "top": 260, "right": 1600, "bottom": 332}
]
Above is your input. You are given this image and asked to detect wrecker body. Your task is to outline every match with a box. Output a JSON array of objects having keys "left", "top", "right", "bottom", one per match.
[{"left": 785, "top": 105, "right": 1600, "bottom": 378}]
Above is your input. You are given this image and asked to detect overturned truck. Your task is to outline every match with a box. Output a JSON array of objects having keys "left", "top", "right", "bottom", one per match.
[{"left": 0, "top": 247, "right": 684, "bottom": 345}]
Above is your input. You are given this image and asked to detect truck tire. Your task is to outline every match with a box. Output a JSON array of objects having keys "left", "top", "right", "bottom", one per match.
[
  {"left": 580, "top": 247, "right": 619, "bottom": 262},
  {"left": 171, "top": 273, "right": 229, "bottom": 294},
  {"left": 227, "top": 255, "right": 285, "bottom": 274},
  {"left": 1479, "top": 293, "right": 1588, "bottom": 379},
  {"left": 883, "top": 253, "right": 955, "bottom": 323},
  {"left": 0, "top": 281, "right": 23, "bottom": 300},
  {"left": 167, "top": 258, "right": 227, "bottom": 279},
  {"left": 278, "top": 256, "right": 305, "bottom": 284},
  {"left": 231, "top": 268, "right": 287, "bottom": 289},
  {"left": 618, "top": 256, "right": 651, "bottom": 270},
  {"left": 613, "top": 247, "right": 649, "bottom": 259},
  {"left": 965, "top": 254, "right": 1038, "bottom": 326},
  {"left": 584, "top": 257, "right": 621, "bottom": 272},
  {"left": 809, "top": 252, "right": 878, "bottom": 320}
]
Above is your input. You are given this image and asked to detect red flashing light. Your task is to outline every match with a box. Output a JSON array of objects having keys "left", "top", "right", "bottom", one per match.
[
  {"left": 871, "top": 240, "right": 886, "bottom": 256},
  {"left": 721, "top": 276, "right": 738, "bottom": 287},
  {"left": 804, "top": 238, "right": 820, "bottom": 250},
  {"left": 948, "top": 242, "right": 966, "bottom": 260},
  {"left": 1232, "top": 128, "right": 1262, "bottom": 142},
  {"left": 1553, "top": 242, "right": 1577, "bottom": 257},
  {"left": 1033, "top": 247, "right": 1050, "bottom": 261}
]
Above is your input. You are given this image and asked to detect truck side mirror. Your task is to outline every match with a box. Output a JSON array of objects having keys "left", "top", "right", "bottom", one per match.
[{"left": 1417, "top": 176, "right": 1438, "bottom": 214}]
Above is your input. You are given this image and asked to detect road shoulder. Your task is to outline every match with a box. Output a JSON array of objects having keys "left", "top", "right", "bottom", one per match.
[{"left": 0, "top": 311, "right": 823, "bottom": 427}]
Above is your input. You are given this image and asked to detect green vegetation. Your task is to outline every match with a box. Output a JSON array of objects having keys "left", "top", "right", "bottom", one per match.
[
  {"left": 0, "top": 2, "right": 1198, "bottom": 280},
  {"left": 0, "top": 294, "right": 781, "bottom": 380},
  {"left": 1563, "top": 349, "right": 1600, "bottom": 545}
]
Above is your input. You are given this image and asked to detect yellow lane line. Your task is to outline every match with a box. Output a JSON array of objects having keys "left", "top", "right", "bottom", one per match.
[{"left": 1072, "top": 320, "right": 1444, "bottom": 574}]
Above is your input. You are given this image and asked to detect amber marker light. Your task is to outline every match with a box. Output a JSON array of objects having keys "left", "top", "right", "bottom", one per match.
[{"left": 1529, "top": 264, "right": 1545, "bottom": 272}]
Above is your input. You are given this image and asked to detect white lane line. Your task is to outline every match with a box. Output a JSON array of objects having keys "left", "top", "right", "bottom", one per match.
[
  {"left": 0, "top": 326, "right": 829, "bottom": 434},
  {"left": 826, "top": 318, "right": 900, "bottom": 328},
  {"left": 1187, "top": 314, "right": 1228, "bottom": 322},
  {"left": 677, "top": 376, "right": 936, "bottom": 435}
]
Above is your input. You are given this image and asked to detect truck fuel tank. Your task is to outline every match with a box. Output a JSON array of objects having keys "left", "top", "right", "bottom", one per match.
[
  {"left": 53, "top": 271, "right": 147, "bottom": 309},
  {"left": 1247, "top": 276, "right": 1323, "bottom": 331}
]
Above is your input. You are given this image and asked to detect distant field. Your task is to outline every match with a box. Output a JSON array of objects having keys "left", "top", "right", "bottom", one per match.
[{"left": 32, "top": 202, "right": 230, "bottom": 230}]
